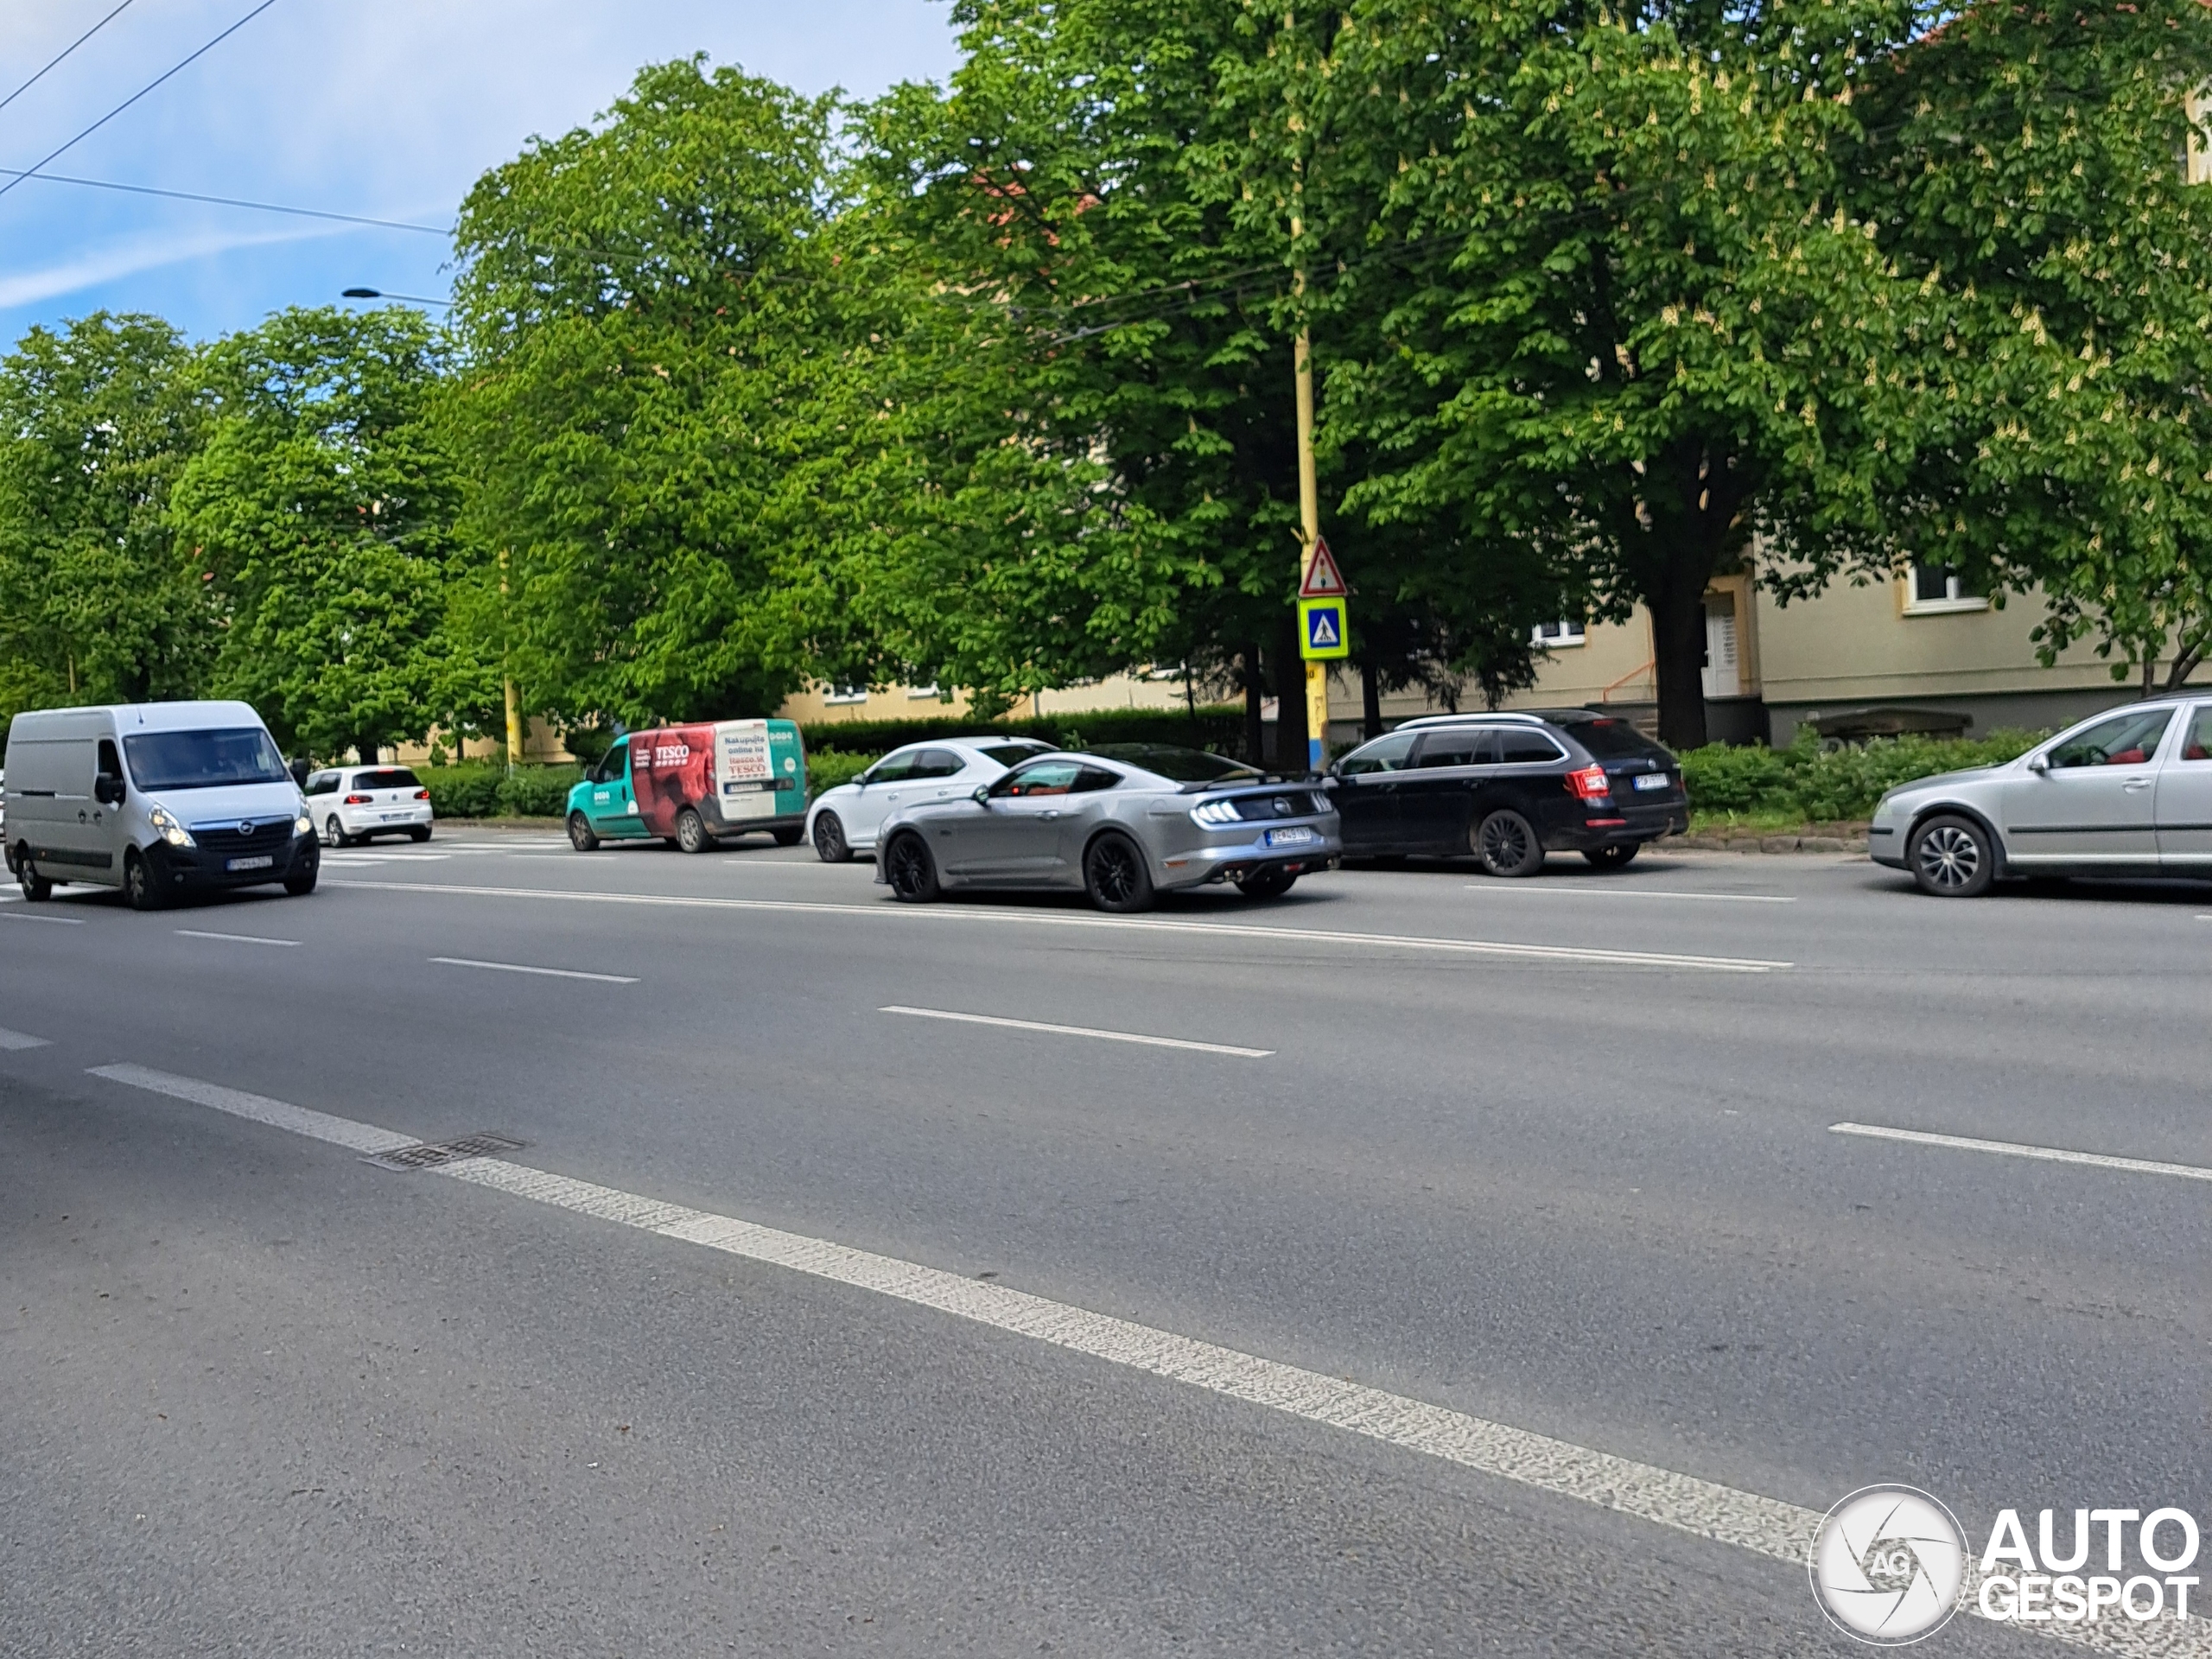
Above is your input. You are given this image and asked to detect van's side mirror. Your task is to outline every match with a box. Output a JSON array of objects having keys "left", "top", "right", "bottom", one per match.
[
  {"left": 972, "top": 784, "right": 992, "bottom": 804},
  {"left": 2027, "top": 753, "right": 2051, "bottom": 774},
  {"left": 94, "top": 776, "right": 124, "bottom": 806}
]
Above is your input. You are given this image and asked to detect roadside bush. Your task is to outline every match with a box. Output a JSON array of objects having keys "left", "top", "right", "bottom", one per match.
[
  {"left": 495, "top": 764, "right": 584, "bottom": 818},
  {"left": 806, "top": 749, "right": 875, "bottom": 796},
  {"left": 419, "top": 763, "right": 503, "bottom": 819},
  {"left": 418, "top": 762, "right": 582, "bottom": 819},
  {"left": 799, "top": 702, "right": 1246, "bottom": 759},
  {"left": 1679, "top": 728, "right": 2046, "bottom": 823}
]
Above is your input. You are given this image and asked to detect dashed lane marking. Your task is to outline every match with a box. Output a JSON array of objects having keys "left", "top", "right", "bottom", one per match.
[
  {"left": 328, "top": 880, "right": 1791, "bottom": 973},
  {"left": 175, "top": 929, "right": 299, "bottom": 948},
  {"left": 1833, "top": 1121, "right": 2212, "bottom": 1185},
  {"left": 0, "top": 1026, "right": 50, "bottom": 1050},
  {"left": 429, "top": 956, "right": 639, "bottom": 984},
  {"left": 880, "top": 1005, "right": 1272, "bottom": 1058}
]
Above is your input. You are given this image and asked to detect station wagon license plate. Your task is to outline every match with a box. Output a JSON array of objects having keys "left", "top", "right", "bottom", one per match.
[
  {"left": 226, "top": 855, "right": 274, "bottom": 872},
  {"left": 1632, "top": 772, "right": 1670, "bottom": 791},
  {"left": 1264, "top": 825, "right": 1319, "bottom": 848}
]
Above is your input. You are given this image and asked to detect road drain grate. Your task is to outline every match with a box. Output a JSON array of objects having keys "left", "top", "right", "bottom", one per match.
[{"left": 366, "top": 1132, "right": 525, "bottom": 1172}]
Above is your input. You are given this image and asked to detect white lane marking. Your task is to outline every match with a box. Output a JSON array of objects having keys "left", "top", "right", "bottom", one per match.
[
  {"left": 1466, "top": 884, "right": 1795, "bottom": 905},
  {"left": 430, "top": 955, "right": 639, "bottom": 984},
  {"left": 82, "top": 1060, "right": 1814, "bottom": 1560},
  {"left": 3, "top": 911, "right": 86, "bottom": 925},
  {"left": 0, "top": 1026, "right": 50, "bottom": 1050},
  {"left": 175, "top": 929, "right": 299, "bottom": 948},
  {"left": 86, "top": 1064, "right": 2209, "bottom": 1654},
  {"left": 880, "top": 1005, "right": 1272, "bottom": 1058},
  {"left": 1833, "top": 1122, "right": 2212, "bottom": 1185},
  {"left": 87, "top": 1064, "right": 416, "bottom": 1155},
  {"left": 330, "top": 880, "right": 1789, "bottom": 973}
]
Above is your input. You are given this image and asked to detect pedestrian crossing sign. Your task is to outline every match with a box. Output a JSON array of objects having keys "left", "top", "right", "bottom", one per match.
[{"left": 1299, "top": 597, "right": 1349, "bottom": 660}]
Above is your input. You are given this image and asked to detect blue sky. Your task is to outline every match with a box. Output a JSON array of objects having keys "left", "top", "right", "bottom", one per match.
[{"left": 0, "top": 0, "right": 963, "bottom": 345}]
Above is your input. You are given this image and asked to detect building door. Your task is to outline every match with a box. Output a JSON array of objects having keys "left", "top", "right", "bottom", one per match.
[{"left": 1701, "top": 592, "right": 1740, "bottom": 700}]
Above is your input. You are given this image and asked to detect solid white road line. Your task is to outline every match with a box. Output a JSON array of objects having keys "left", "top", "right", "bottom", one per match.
[
  {"left": 175, "top": 929, "right": 299, "bottom": 948},
  {"left": 429, "top": 956, "right": 639, "bottom": 985},
  {"left": 1833, "top": 1122, "right": 2212, "bottom": 1185},
  {"left": 0, "top": 1026, "right": 50, "bottom": 1050},
  {"left": 881, "top": 1005, "right": 1272, "bottom": 1058},
  {"left": 330, "top": 880, "right": 1790, "bottom": 973},
  {"left": 1465, "top": 884, "right": 1795, "bottom": 904},
  {"left": 3, "top": 911, "right": 85, "bottom": 925},
  {"left": 83, "top": 1062, "right": 2205, "bottom": 1655},
  {"left": 87, "top": 1064, "right": 417, "bottom": 1155}
]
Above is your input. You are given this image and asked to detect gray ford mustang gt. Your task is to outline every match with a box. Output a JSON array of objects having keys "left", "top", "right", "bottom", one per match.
[{"left": 872, "top": 744, "right": 1342, "bottom": 912}]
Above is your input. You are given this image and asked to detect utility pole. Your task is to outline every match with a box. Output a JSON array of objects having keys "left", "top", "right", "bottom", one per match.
[
  {"left": 1293, "top": 302, "right": 1326, "bottom": 772},
  {"left": 499, "top": 549, "right": 522, "bottom": 772}
]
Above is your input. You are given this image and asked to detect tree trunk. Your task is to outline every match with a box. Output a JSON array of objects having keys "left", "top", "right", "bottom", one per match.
[
  {"left": 1649, "top": 560, "right": 1710, "bottom": 751},
  {"left": 1242, "top": 642, "right": 1265, "bottom": 766},
  {"left": 1362, "top": 658, "right": 1382, "bottom": 739},
  {"left": 1272, "top": 613, "right": 1309, "bottom": 773}
]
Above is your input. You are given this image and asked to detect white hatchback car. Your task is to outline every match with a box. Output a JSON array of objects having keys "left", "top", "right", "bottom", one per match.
[
  {"left": 805, "top": 737, "right": 1052, "bottom": 862},
  {"left": 303, "top": 765, "right": 435, "bottom": 847}
]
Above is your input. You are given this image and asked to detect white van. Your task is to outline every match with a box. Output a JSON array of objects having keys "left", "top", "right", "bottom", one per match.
[{"left": 4, "top": 701, "right": 317, "bottom": 910}]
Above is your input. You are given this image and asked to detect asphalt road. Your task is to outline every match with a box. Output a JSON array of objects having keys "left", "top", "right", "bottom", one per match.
[{"left": 3, "top": 830, "right": 2208, "bottom": 1656}]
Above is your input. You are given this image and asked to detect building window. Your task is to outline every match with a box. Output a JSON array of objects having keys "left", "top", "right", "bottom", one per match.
[
  {"left": 1904, "top": 564, "right": 1988, "bottom": 614},
  {"left": 823, "top": 683, "right": 868, "bottom": 705},
  {"left": 1530, "top": 620, "right": 1586, "bottom": 647},
  {"left": 906, "top": 683, "right": 943, "bottom": 700}
]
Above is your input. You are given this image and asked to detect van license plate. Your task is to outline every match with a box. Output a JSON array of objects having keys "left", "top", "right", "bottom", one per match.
[
  {"left": 1264, "top": 826, "right": 1319, "bottom": 848},
  {"left": 226, "top": 855, "right": 274, "bottom": 872},
  {"left": 1632, "top": 772, "right": 1670, "bottom": 791}
]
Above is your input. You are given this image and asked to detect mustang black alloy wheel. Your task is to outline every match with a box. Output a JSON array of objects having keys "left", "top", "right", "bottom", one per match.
[
  {"left": 1083, "top": 833, "right": 1154, "bottom": 912},
  {"left": 885, "top": 833, "right": 940, "bottom": 901}
]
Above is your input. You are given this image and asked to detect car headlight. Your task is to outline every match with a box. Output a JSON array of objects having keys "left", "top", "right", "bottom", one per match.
[
  {"left": 1190, "top": 798, "right": 1242, "bottom": 827},
  {"left": 295, "top": 811, "right": 314, "bottom": 836},
  {"left": 148, "top": 804, "right": 194, "bottom": 848}
]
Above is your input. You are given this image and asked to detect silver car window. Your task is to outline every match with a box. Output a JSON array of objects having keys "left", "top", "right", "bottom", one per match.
[
  {"left": 2046, "top": 709, "right": 2172, "bottom": 770},
  {"left": 995, "top": 760, "right": 1082, "bottom": 797},
  {"left": 2180, "top": 708, "right": 2212, "bottom": 762}
]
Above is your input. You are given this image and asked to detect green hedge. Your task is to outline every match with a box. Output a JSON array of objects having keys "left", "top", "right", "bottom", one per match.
[
  {"left": 805, "top": 749, "right": 877, "bottom": 796},
  {"left": 1678, "top": 729, "right": 2046, "bottom": 823},
  {"left": 798, "top": 702, "right": 1245, "bottom": 760},
  {"left": 419, "top": 762, "right": 584, "bottom": 820}
]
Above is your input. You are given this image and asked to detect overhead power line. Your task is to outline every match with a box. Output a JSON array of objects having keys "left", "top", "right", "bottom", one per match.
[
  {"left": 0, "top": 163, "right": 448, "bottom": 234},
  {"left": 0, "top": 0, "right": 140, "bottom": 118},
  {"left": 0, "top": 0, "right": 281, "bottom": 206}
]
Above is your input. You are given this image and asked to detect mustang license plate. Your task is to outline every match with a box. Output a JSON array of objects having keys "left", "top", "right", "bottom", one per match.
[
  {"left": 1632, "top": 772, "right": 1670, "bottom": 792},
  {"left": 226, "top": 855, "right": 275, "bottom": 872},
  {"left": 1264, "top": 825, "right": 1319, "bottom": 848}
]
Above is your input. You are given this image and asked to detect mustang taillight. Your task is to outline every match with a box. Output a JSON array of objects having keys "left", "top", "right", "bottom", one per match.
[
  {"left": 345, "top": 793, "right": 372, "bottom": 804},
  {"left": 1565, "top": 765, "right": 1611, "bottom": 801}
]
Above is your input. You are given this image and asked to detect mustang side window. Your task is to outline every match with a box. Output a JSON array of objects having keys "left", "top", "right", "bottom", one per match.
[
  {"left": 997, "top": 760, "right": 1082, "bottom": 797},
  {"left": 2046, "top": 709, "right": 2173, "bottom": 769}
]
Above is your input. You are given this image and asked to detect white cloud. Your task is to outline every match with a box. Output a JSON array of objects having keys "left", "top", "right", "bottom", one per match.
[{"left": 0, "top": 219, "right": 343, "bottom": 311}]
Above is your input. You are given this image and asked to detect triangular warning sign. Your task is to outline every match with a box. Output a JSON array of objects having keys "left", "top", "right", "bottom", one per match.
[{"left": 1299, "top": 537, "right": 1347, "bottom": 599}]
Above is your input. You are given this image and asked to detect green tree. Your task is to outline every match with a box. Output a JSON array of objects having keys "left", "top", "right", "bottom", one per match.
[
  {"left": 172, "top": 306, "right": 467, "bottom": 761},
  {"left": 1292, "top": 0, "right": 1924, "bottom": 747},
  {"left": 0, "top": 313, "right": 207, "bottom": 723},
  {"left": 1851, "top": 0, "right": 2212, "bottom": 693}
]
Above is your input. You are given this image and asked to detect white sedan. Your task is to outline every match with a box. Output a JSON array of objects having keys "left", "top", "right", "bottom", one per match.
[{"left": 806, "top": 737, "right": 1051, "bottom": 862}]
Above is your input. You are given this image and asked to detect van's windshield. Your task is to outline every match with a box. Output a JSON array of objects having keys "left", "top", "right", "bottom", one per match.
[{"left": 124, "top": 728, "right": 290, "bottom": 791}]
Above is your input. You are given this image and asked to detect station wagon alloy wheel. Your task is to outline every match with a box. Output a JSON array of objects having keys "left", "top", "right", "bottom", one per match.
[
  {"left": 1474, "top": 809, "right": 1545, "bottom": 878},
  {"left": 1911, "top": 815, "right": 1993, "bottom": 898}
]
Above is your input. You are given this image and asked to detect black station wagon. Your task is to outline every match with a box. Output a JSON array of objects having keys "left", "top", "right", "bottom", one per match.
[{"left": 1323, "top": 710, "right": 1689, "bottom": 875}]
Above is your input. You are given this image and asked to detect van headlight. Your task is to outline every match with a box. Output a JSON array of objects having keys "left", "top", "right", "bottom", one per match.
[
  {"left": 148, "top": 804, "right": 194, "bottom": 848},
  {"left": 295, "top": 811, "right": 314, "bottom": 836},
  {"left": 1191, "top": 798, "right": 1243, "bottom": 827}
]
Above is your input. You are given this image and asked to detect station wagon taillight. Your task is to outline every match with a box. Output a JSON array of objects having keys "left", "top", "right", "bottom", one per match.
[{"left": 1565, "top": 765, "right": 1610, "bottom": 801}]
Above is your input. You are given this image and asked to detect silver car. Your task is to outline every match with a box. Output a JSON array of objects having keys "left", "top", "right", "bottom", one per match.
[
  {"left": 1871, "top": 696, "right": 2212, "bottom": 895},
  {"left": 873, "top": 744, "right": 1341, "bottom": 912}
]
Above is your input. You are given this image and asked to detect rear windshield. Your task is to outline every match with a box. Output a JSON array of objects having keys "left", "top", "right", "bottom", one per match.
[
  {"left": 1087, "top": 744, "right": 1261, "bottom": 783},
  {"left": 354, "top": 769, "right": 420, "bottom": 790},
  {"left": 978, "top": 743, "right": 1049, "bottom": 766},
  {"left": 124, "top": 728, "right": 289, "bottom": 791},
  {"left": 1561, "top": 719, "right": 1671, "bottom": 762}
]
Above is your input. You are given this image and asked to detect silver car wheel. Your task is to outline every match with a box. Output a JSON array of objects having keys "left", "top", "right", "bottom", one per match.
[{"left": 1911, "top": 815, "right": 1994, "bottom": 897}]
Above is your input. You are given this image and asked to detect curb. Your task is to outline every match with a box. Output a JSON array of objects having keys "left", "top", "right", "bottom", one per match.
[{"left": 1672, "top": 834, "right": 1868, "bottom": 855}]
